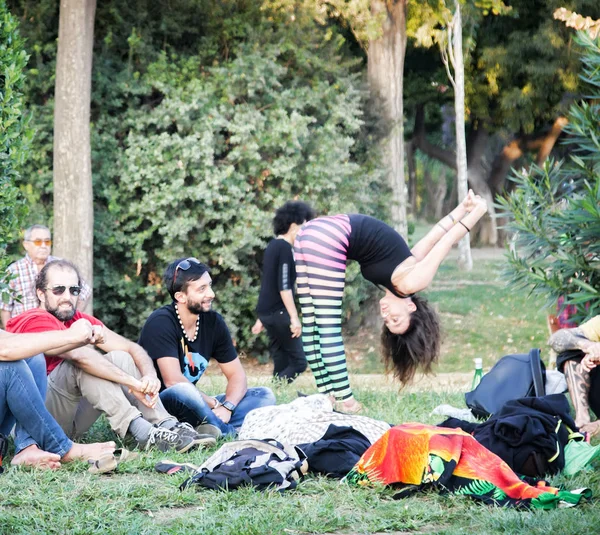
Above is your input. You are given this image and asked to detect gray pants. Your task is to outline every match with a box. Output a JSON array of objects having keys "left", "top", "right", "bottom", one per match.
[{"left": 46, "top": 350, "right": 172, "bottom": 438}]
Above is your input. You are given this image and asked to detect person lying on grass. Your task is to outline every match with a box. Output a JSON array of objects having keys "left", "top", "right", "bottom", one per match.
[
  {"left": 0, "top": 321, "right": 115, "bottom": 469},
  {"left": 549, "top": 314, "right": 600, "bottom": 436},
  {"left": 293, "top": 190, "right": 488, "bottom": 413}
]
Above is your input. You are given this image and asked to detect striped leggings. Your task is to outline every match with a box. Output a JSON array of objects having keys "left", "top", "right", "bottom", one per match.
[{"left": 294, "top": 215, "right": 353, "bottom": 400}]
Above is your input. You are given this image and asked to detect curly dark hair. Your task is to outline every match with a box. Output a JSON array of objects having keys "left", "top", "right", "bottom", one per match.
[
  {"left": 273, "top": 201, "right": 316, "bottom": 235},
  {"left": 380, "top": 294, "right": 441, "bottom": 385}
]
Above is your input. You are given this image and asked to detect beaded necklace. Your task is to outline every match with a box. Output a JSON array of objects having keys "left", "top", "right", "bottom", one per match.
[{"left": 174, "top": 303, "right": 199, "bottom": 343}]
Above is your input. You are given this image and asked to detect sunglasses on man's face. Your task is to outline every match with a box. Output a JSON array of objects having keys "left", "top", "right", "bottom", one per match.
[
  {"left": 26, "top": 239, "right": 52, "bottom": 247},
  {"left": 173, "top": 257, "right": 201, "bottom": 284},
  {"left": 46, "top": 285, "right": 82, "bottom": 297}
]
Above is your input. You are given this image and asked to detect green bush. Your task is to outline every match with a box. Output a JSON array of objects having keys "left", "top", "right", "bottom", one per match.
[
  {"left": 0, "top": 0, "right": 29, "bottom": 302},
  {"left": 498, "top": 31, "right": 600, "bottom": 321}
]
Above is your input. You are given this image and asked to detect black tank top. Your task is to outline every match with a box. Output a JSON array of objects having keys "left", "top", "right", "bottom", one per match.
[{"left": 347, "top": 214, "right": 413, "bottom": 298}]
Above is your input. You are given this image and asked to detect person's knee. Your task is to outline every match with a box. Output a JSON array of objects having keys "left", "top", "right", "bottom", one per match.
[
  {"left": 161, "top": 381, "right": 203, "bottom": 403},
  {"left": 247, "top": 387, "right": 276, "bottom": 406},
  {"left": 104, "top": 350, "right": 137, "bottom": 373}
]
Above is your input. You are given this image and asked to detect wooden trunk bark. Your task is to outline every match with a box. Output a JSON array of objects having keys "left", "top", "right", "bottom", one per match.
[
  {"left": 368, "top": 0, "right": 408, "bottom": 238},
  {"left": 451, "top": 2, "right": 472, "bottom": 271},
  {"left": 53, "top": 0, "right": 96, "bottom": 310}
]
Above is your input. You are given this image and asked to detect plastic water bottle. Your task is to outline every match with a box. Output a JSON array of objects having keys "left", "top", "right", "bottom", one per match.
[{"left": 471, "top": 358, "right": 483, "bottom": 390}]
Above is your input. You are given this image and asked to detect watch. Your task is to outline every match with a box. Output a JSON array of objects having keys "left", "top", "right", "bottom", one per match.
[{"left": 222, "top": 400, "right": 236, "bottom": 412}]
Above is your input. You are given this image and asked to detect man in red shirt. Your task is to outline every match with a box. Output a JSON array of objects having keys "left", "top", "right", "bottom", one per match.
[{"left": 8, "top": 259, "right": 215, "bottom": 453}]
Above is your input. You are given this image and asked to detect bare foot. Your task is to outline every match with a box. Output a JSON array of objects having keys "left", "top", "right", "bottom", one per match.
[
  {"left": 336, "top": 398, "right": 363, "bottom": 414},
  {"left": 11, "top": 444, "right": 61, "bottom": 470},
  {"left": 580, "top": 421, "right": 600, "bottom": 437},
  {"left": 62, "top": 441, "right": 116, "bottom": 463}
]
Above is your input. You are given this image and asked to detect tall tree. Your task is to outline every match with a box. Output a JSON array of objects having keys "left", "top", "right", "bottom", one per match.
[
  {"left": 440, "top": 0, "right": 472, "bottom": 269},
  {"left": 53, "top": 0, "right": 96, "bottom": 308},
  {"left": 368, "top": 0, "right": 408, "bottom": 236}
]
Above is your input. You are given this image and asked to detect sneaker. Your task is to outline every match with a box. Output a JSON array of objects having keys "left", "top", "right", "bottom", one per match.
[
  {"left": 194, "top": 423, "right": 222, "bottom": 439},
  {"left": 172, "top": 422, "right": 217, "bottom": 449},
  {"left": 145, "top": 425, "right": 215, "bottom": 453}
]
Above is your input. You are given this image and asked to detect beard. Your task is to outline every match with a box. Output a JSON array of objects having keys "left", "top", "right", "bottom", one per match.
[
  {"left": 187, "top": 299, "right": 212, "bottom": 315},
  {"left": 47, "top": 302, "right": 76, "bottom": 322}
]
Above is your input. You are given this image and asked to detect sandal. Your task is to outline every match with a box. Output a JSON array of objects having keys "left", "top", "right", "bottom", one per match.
[
  {"left": 88, "top": 448, "right": 139, "bottom": 474},
  {"left": 155, "top": 459, "right": 200, "bottom": 475}
]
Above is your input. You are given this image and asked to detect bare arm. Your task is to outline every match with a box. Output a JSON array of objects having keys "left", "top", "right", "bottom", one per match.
[
  {"left": 280, "top": 289, "right": 302, "bottom": 338},
  {"left": 96, "top": 328, "right": 156, "bottom": 378},
  {"left": 0, "top": 310, "right": 10, "bottom": 330},
  {"left": 548, "top": 327, "right": 591, "bottom": 353},
  {"left": 411, "top": 197, "right": 472, "bottom": 261},
  {"left": 211, "top": 358, "right": 248, "bottom": 424},
  {"left": 393, "top": 198, "right": 488, "bottom": 295},
  {"left": 0, "top": 319, "right": 94, "bottom": 361}
]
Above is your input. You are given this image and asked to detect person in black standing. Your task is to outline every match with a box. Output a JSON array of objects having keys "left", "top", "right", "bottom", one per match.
[{"left": 252, "top": 201, "right": 316, "bottom": 383}]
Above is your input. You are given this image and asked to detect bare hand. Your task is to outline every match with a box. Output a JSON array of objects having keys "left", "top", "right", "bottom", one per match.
[
  {"left": 461, "top": 189, "right": 477, "bottom": 212},
  {"left": 290, "top": 318, "right": 302, "bottom": 338},
  {"left": 91, "top": 325, "right": 106, "bottom": 345},
  {"left": 68, "top": 319, "right": 94, "bottom": 344},
  {"left": 212, "top": 405, "right": 232, "bottom": 424},
  {"left": 128, "top": 386, "right": 159, "bottom": 409},
  {"left": 139, "top": 375, "right": 161, "bottom": 396},
  {"left": 251, "top": 319, "right": 264, "bottom": 335}
]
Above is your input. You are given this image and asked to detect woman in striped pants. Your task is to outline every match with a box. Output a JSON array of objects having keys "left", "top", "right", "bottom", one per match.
[{"left": 294, "top": 191, "right": 487, "bottom": 413}]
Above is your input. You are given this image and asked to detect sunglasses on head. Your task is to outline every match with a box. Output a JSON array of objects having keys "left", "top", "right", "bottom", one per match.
[
  {"left": 173, "top": 257, "right": 201, "bottom": 284},
  {"left": 46, "top": 285, "right": 81, "bottom": 296},
  {"left": 26, "top": 239, "right": 52, "bottom": 246}
]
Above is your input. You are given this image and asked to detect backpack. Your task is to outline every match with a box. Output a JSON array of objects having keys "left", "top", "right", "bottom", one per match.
[
  {"left": 465, "top": 348, "right": 546, "bottom": 419},
  {"left": 180, "top": 439, "right": 308, "bottom": 492}
]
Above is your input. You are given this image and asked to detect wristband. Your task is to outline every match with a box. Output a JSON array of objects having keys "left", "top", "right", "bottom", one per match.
[
  {"left": 437, "top": 222, "right": 449, "bottom": 232},
  {"left": 458, "top": 221, "right": 471, "bottom": 233},
  {"left": 447, "top": 214, "right": 456, "bottom": 224},
  {"left": 212, "top": 398, "right": 221, "bottom": 410}
]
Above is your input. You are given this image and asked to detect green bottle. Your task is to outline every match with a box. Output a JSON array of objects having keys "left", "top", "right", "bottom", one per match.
[{"left": 471, "top": 358, "right": 483, "bottom": 390}]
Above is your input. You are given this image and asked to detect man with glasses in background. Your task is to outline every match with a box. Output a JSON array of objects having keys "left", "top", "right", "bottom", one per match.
[
  {"left": 7, "top": 259, "right": 216, "bottom": 453},
  {"left": 0, "top": 225, "right": 91, "bottom": 328},
  {"left": 138, "top": 258, "right": 276, "bottom": 436}
]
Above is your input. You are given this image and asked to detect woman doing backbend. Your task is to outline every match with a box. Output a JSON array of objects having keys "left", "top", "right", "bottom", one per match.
[{"left": 293, "top": 190, "right": 488, "bottom": 413}]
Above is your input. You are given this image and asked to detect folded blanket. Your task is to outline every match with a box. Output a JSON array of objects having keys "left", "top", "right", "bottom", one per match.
[{"left": 238, "top": 394, "right": 390, "bottom": 445}]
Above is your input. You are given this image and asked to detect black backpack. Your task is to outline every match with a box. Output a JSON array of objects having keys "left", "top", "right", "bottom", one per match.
[
  {"left": 465, "top": 348, "right": 546, "bottom": 419},
  {"left": 181, "top": 439, "right": 308, "bottom": 492}
]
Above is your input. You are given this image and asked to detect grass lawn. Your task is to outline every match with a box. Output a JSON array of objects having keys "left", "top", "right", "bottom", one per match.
[
  {"left": 2, "top": 252, "right": 598, "bottom": 534},
  {"left": 344, "top": 254, "right": 550, "bottom": 375},
  {"left": 0, "top": 379, "right": 598, "bottom": 535}
]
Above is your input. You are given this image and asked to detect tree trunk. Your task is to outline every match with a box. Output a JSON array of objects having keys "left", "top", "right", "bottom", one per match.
[
  {"left": 450, "top": 2, "right": 472, "bottom": 271},
  {"left": 368, "top": 0, "right": 408, "bottom": 237},
  {"left": 53, "top": 0, "right": 96, "bottom": 310}
]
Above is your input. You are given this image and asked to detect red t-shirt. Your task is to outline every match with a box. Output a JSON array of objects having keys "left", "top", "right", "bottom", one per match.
[{"left": 7, "top": 309, "right": 104, "bottom": 374}]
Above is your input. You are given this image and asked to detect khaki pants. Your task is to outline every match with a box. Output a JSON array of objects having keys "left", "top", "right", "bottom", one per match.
[{"left": 46, "top": 350, "right": 171, "bottom": 438}]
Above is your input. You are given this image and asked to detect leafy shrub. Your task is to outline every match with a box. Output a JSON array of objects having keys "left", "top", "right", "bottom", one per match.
[
  {"left": 0, "top": 0, "right": 29, "bottom": 301},
  {"left": 499, "top": 32, "right": 600, "bottom": 321}
]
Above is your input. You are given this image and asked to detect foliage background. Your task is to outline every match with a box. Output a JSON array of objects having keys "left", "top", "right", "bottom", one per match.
[
  {"left": 7, "top": 0, "right": 387, "bottom": 350},
  {"left": 499, "top": 31, "right": 600, "bottom": 323},
  {"left": 0, "top": 0, "right": 29, "bottom": 303}
]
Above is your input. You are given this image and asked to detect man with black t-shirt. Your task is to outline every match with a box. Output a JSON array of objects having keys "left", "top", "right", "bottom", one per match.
[{"left": 139, "top": 258, "right": 276, "bottom": 436}]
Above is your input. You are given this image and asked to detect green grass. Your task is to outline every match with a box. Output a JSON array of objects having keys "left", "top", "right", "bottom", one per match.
[
  {"left": 1, "top": 254, "right": 596, "bottom": 534},
  {"left": 1, "top": 381, "right": 598, "bottom": 535},
  {"left": 345, "top": 257, "right": 550, "bottom": 375}
]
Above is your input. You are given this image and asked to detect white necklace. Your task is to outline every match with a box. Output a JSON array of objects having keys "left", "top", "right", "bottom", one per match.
[{"left": 174, "top": 303, "right": 199, "bottom": 343}]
